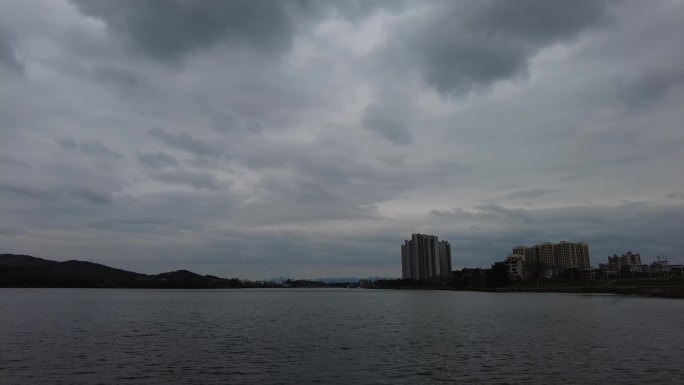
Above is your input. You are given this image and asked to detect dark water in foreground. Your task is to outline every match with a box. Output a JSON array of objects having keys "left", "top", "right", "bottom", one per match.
[{"left": 1, "top": 289, "right": 683, "bottom": 384}]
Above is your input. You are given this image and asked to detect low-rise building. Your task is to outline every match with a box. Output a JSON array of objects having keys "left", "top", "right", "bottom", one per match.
[{"left": 600, "top": 251, "right": 643, "bottom": 273}]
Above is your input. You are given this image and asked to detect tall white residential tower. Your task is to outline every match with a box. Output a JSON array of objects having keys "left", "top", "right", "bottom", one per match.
[{"left": 401, "top": 233, "right": 452, "bottom": 280}]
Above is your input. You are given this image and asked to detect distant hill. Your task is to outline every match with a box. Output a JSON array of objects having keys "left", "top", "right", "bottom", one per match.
[
  {"left": 0, "top": 254, "right": 251, "bottom": 289},
  {"left": 0, "top": 254, "right": 375, "bottom": 289},
  {"left": 0, "top": 254, "right": 60, "bottom": 268}
]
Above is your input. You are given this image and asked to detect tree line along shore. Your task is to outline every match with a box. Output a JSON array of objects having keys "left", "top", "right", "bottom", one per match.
[
  {"left": 368, "top": 264, "right": 684, "bottom": 298},
  {"left": 2, "top": 254, "right": 683, "bottom": 297}
]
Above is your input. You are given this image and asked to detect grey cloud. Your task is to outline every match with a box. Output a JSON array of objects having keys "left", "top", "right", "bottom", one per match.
[
  {"left": 618, "top": 66, "right": 684, "bottom": 108},
  {"left": 68, "top": 0, "right": 397, "bottom": 64},
  {"left": 0, "top": 19, "right": 24, "bottom": 72},
  {"left": 89, "top": 217, "right": 207, "bottom": 236},
  {"left": 325, "top": 0, "right": 402, "bottom": 21},
  {"left": 262, "top": 178, "right": 336, "bottom": 204},
  {"left": 194, "top": 95, "right": 260, "bottom": 135},
  {"left": 56, "top": 138, "right": 123, "bottom": 159},
  {"left": 137, "top": 152, "right": 180, "bottom": 169},
  {"left": 56, "top": 138, "right": 78, "bottom": 150},
  {"left": 93, "top": 67, "right": 141, "bottom": 88},
  {"left": 413, "top": 35, "right": 530, "bottom": 97},
  {"left": 2, "top": 0, "right": 683, "bottom": 279},
  {"left": 80, "top": 141, "right": 123, "bottom": 158},
  {"left": 472, "top": 204, "right": 537, "bottom": 224},
  {"left": 555, "top": 172, "right": 594, "bottom": 184},
  {"left": 70, "top": 0, "right": 296, "bottom": 62},
  {"left": 1, "top": 182, "right": 112, "bottom": 209},
  {"left": 499, "top": 189, "right": 558, "bottom": 201},
  {"left": 467, "top": 0, "right": 611, "bottom": 43},
  {"left": 0, "top": 224, "right": 24, "bottom": 236},
  {"left": 0, "top": 183, "right": 51, "bottom": 200},
  {"left": 0, "top": 154, "right": 30, "bottom": 168},
  {"left": 70, "top": 189, "right": 113, "bottom": 205},
  {"left": 666, "top": 192, "right": 684, "bottom": 200},
  {"left": 208, "top": 112, "right": 240, "bottom": 135},
  {"left": 149, "top": 170, "right": 221, "bottom": 190},
  {"left": 362, "top": 103, "right": 412, "bottom": 145},
  {"left": 429, "top": 203, "right": 684, "bottom": 267},
  {"left": 76, "top": 190, "right": 235, "bottom": 237},
  {"left": 236, "top": 140, "right": 415, "bottom": 208},
  {"left": 147, "top": 127, "right": 223, "bottom": 157},
  {"left": 182, "top": 226, "right": 404, "bottom": 277},
  {"left": 388, "top": 0, "right": 611, "bottom": 96}
]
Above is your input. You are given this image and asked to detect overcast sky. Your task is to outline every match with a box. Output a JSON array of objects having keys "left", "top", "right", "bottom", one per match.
[{"left": 1, "top": 0, "right": 683, "bottom": 279}]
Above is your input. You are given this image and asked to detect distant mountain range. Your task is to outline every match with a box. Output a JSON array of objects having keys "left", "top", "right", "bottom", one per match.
[{"left": 0, "top": 254, "right": 252, "bottom": 289}]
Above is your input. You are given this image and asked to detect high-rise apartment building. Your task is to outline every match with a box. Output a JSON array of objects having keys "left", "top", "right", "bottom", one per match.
[
  {"left": 401, "top": 233, "right": 452, "bottom": 280},
  {"left": 572, "top": 242, "right": 590, "bottom": 268},
  {"left": 438, "top": 240, "right": 452, "bottom": 276},
  {"left": 511, "top": 241, "right": 590, "bottom": 272}
]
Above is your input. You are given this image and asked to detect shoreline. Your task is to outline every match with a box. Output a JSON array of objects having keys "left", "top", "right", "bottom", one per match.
[
  {"left": 432, "top": 286, "right": 684, "bottom": 298},
  {"left": 2, "top": 285, "right": 683, "bottom": 298}
]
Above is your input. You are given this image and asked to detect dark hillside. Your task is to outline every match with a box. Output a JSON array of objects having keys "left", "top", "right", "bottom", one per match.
[{"left": 0, "top": 254, "right": 237, "bottom": 288}]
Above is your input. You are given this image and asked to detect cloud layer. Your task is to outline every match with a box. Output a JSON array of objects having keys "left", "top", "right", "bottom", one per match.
[{"left": 1, "top": 0, "right": 683, "bottom": 278}]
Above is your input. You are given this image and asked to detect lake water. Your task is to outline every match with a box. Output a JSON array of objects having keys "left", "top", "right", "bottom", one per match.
[{"left": 1, "top": 288, "right": 683, "bottom": 384}]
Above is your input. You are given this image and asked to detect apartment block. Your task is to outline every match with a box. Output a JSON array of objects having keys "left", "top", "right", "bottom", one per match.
[
  {"left": 401, "top": 233, "right": 452, "bottom": 280},
  {"left": 511, "top": 241, "right": 591, "bottom": 273}
]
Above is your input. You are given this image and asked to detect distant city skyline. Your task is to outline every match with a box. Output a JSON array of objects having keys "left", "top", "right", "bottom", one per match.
[{"left": 1, "top": 1, "right": 683, "bottom": 279}]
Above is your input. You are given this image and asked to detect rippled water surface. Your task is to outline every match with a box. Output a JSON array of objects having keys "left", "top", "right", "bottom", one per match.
[{"left": 1, "top": 288, "right": 683, "bottom": 384}]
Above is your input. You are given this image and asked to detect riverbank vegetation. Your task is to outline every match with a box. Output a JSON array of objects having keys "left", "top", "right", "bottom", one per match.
[{"left": 369, "top": 263, "right": 684, "bottom": 298}]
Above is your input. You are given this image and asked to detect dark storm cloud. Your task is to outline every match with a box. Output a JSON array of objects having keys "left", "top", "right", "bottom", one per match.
[
  {"left": 68, "top": 0, "right": 401, "bottom": 66},
  {"left": 147, "top": 127, "right": 223, "bottom": 157},
  {"left": 137, "top": 151, "right": 180, "bottom": 169},
  {"left": 467, "top": 0, "right": 611, "bottom": 43},
  {"left": 387, "top": 0, "right": 611, "bottom": 96},
  {"left": 70, "top": 0, "right": 295, "bottom": 61}
]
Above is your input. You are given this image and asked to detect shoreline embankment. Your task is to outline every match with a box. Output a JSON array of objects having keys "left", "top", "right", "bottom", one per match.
[{"left": 452, "top": 286, "right": 684, "bottom": 298}]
